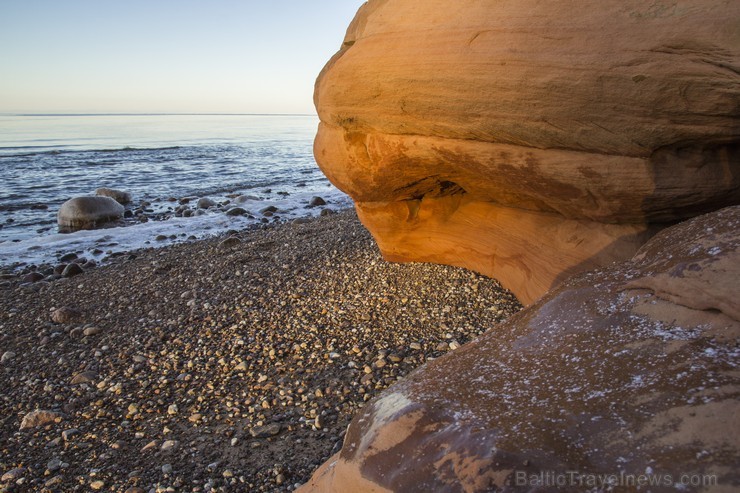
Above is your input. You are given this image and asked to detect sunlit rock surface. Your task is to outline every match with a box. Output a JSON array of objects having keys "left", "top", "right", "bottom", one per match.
[
  {"left": 314, "top": 0, "right": 740, "bottom": 304},
  {"left": 299, "top": 206, "right": 740, "bottom": 492}
]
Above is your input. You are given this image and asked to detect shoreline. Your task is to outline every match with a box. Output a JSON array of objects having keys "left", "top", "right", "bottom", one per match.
[
  {"left": 0, "top": 209, "right": 521, "bottom": 492},
  {"left": 0, "top": 190, "right": 351, "bottom": 282}
]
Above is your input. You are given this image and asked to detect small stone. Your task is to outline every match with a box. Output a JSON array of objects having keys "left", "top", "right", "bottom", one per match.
[
  {"left": 219, "top": 236, "right": 242, "bottom": 248},
  {"left": 46, "top": 437, "right": 61, "bottom": 448},
  {"left": 161, "top": 439, "right": 179, "bottom": 452},
  {"left": 61, "top": 428, "right": 80, "bottom": 441},
  {"left": 20, "top": 409, "right": 62, "bottom": 430},
  {"left": 90, "top": 479, "right": 105, "bottom": 490},
  {"left": 46, "top": 458, "right": 62, "bottom": 472},
  {"left": 250, "top": 423, "right": 281, "bottom": 438},
  {"left": 226, "top": 207, "right": 247, "bottom": 216},
  {"left": 197, "top": 197, "right": 217, "bottom": 209},
  {"left": 141, "top": 440, "right": 158, "bottom": 452},
  {"left": 51, "top": 306, "right": 82, "bottom": 324},
  {"left": 233, "top": 361, "right": 248, "bottom": 371},
  {"left": 83, "top": 326, "right": 102, "bottom": 336},
  {"left": 44, "top": 475, "right": 64, "bottom": 487},
  {"left": 409, "top": 342, "right": 422, "bottom": 350},
  {"left": 1, "top": 351, "right": 15, "bottom": 364},
  {"left": 309, "top": 196, "right": 326, "bottom": 207},
  {"left": 259, "top": 205, "right": 278, "bottom": 214},
  {"left": 235, "top": 194, "right": 259, "bottom": 203},
  {"left": 436, "top": 341, "right": 450, "bottom": 351},
  {"left": 188, "top": 413, "right": 203, "bottom": 423},
  {"left": 21, "top": 272, "right": 44, "bottom": 283},
  {"left": 162, "top": 464, "right": 173, "bottom": 474},
  {"left": 125, "top": 488, "right": 146, "bottom": 493},
  {"left": 59, "top": 252, "right": 78, "bottom": 262},
  {"left": 70, "top": 371, "right": 98, "bottom": 384},
  {"left": 449, "top": 341, "right": 461, "bottom": 350},
  {"left": 61, "top": 263, "right": 84, "bottom": 278},
  {"left": 167, "top": 404, "right": 178, "bottom": 415},
  {"left": 222, "top": 470, "right": 234, "bottom": 478},
  {"left": 1, "top": 467, "right": 25, "bottom": 482}
]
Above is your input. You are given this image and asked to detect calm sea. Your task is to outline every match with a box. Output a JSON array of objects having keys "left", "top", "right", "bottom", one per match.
[{"left": 0, "top": 114, "right": 350, "bottom": 269}]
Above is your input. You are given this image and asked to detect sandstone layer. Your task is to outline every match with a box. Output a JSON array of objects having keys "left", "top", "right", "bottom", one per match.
[
  {"left": 299, "top": 206, "right": 740, "bottom": 492},
  {"left": 314, "top": 0, "right": 740, "bottom": 304},
  {"left": 57, "top": 196, "right": 124, "bottom": 232}
]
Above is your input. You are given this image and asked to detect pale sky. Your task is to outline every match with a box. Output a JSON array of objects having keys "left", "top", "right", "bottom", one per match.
[{"left": 0, "top": 0, "right": 365, "bottom": 114}]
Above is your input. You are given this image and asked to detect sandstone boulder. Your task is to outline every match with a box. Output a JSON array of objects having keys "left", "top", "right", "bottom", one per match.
[
  {"left": 299, "top": 206, "right": 740, "bottom": 492},
  {"left": 314, "top": 0, "right": 740, "bottom": 304},
  {"left": 57, "top": 196, "right": 125, "bottom": 232},
  {"left": 95, "top": 187, "right": 131, "bottom": 204}
]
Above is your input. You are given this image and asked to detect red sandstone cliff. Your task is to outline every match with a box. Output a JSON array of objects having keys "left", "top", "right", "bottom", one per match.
[{"left": 313, "top": 0, "right": 740, "bottom": 304}]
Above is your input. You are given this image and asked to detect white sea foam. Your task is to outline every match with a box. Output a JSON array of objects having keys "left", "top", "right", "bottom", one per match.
[
  {"left": 0, "top": 114, "right": 355, "bottom": 269},
  {"left": 0, "top": 187, "right": 352, "bottom": 269}
]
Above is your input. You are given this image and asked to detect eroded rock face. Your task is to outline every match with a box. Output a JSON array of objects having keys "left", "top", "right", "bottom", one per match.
[
  {"left": 57, "top": 196, "right": 124, "bottom": 232},
  {"left": 314, "top": 0, "right": 740, "bottom": 304},
  {"left": 299, "top": 206, "right": 740, "bottom": 492}
]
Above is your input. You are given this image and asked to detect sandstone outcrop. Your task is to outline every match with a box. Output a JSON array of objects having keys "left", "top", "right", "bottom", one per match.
[
  {"left": 299, "top": 206, "right": 740, "bottom": 492},
  {"left": 57, "top": 196, "right": 124, "bottom": 232},
  {"left": 314, "top": 0, "right": 740, "bottom": 304}
]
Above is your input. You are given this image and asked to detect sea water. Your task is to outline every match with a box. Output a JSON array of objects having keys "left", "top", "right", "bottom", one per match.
[{"left": 0, "top": 114, "right": 351, "bottom": 269}]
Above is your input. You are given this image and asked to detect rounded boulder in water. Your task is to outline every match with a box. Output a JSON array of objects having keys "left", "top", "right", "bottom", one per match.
[
  {"left": 95, "top": 187, "right": 132, "bottom": 204},
  {"left": 57, "top": 196, "right": 125, "bottom": 232},
  {"left": 309, "top": 196, "right": 326, "bottom": 207},
  {"left": 197, "top": 197, "right": 217, "bottom": 209}
]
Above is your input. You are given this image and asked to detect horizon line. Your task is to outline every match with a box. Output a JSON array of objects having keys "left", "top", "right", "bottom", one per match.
[{"left": 2, "top": 112, "right": 318, "bottom": 117}]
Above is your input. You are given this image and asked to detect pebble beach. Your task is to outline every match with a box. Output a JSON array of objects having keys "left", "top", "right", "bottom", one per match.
[{"left": 0, "top": 209, "right": 522, "bottom": 492}]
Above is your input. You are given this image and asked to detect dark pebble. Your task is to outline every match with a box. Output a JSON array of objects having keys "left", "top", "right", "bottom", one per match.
[
  {"left": 309, "top": 196, "right": 326, "bottom": 207},
  {"left": 226, "top": 207, "right": 247, "bottom": 216},
  {"left": 62, "top": 263, "right": 84, "bottom": 278},
  {"left": 59, "top": 253, "right": 78, "bottom": 263}
]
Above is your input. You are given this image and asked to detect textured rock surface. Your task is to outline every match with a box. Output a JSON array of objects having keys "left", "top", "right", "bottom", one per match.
[
  {"left": 299, "top": 206, "right": 740, "bottom": 492},
  {"left": 57, "top": 196, "right": 125, "bottom": 232},
  {"left": 95, "top": 187, "right": 131, "bottom": 204},
  {"left": 19, "top": 410, "right": 62, "bottom": 430},
  {"left": 314, "top": 0, "right": 740, "bottom": 304}
]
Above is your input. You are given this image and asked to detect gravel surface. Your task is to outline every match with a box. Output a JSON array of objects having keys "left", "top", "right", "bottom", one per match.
[{"left": 0, "top": 209, "right": 521, "bottom": 492}]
